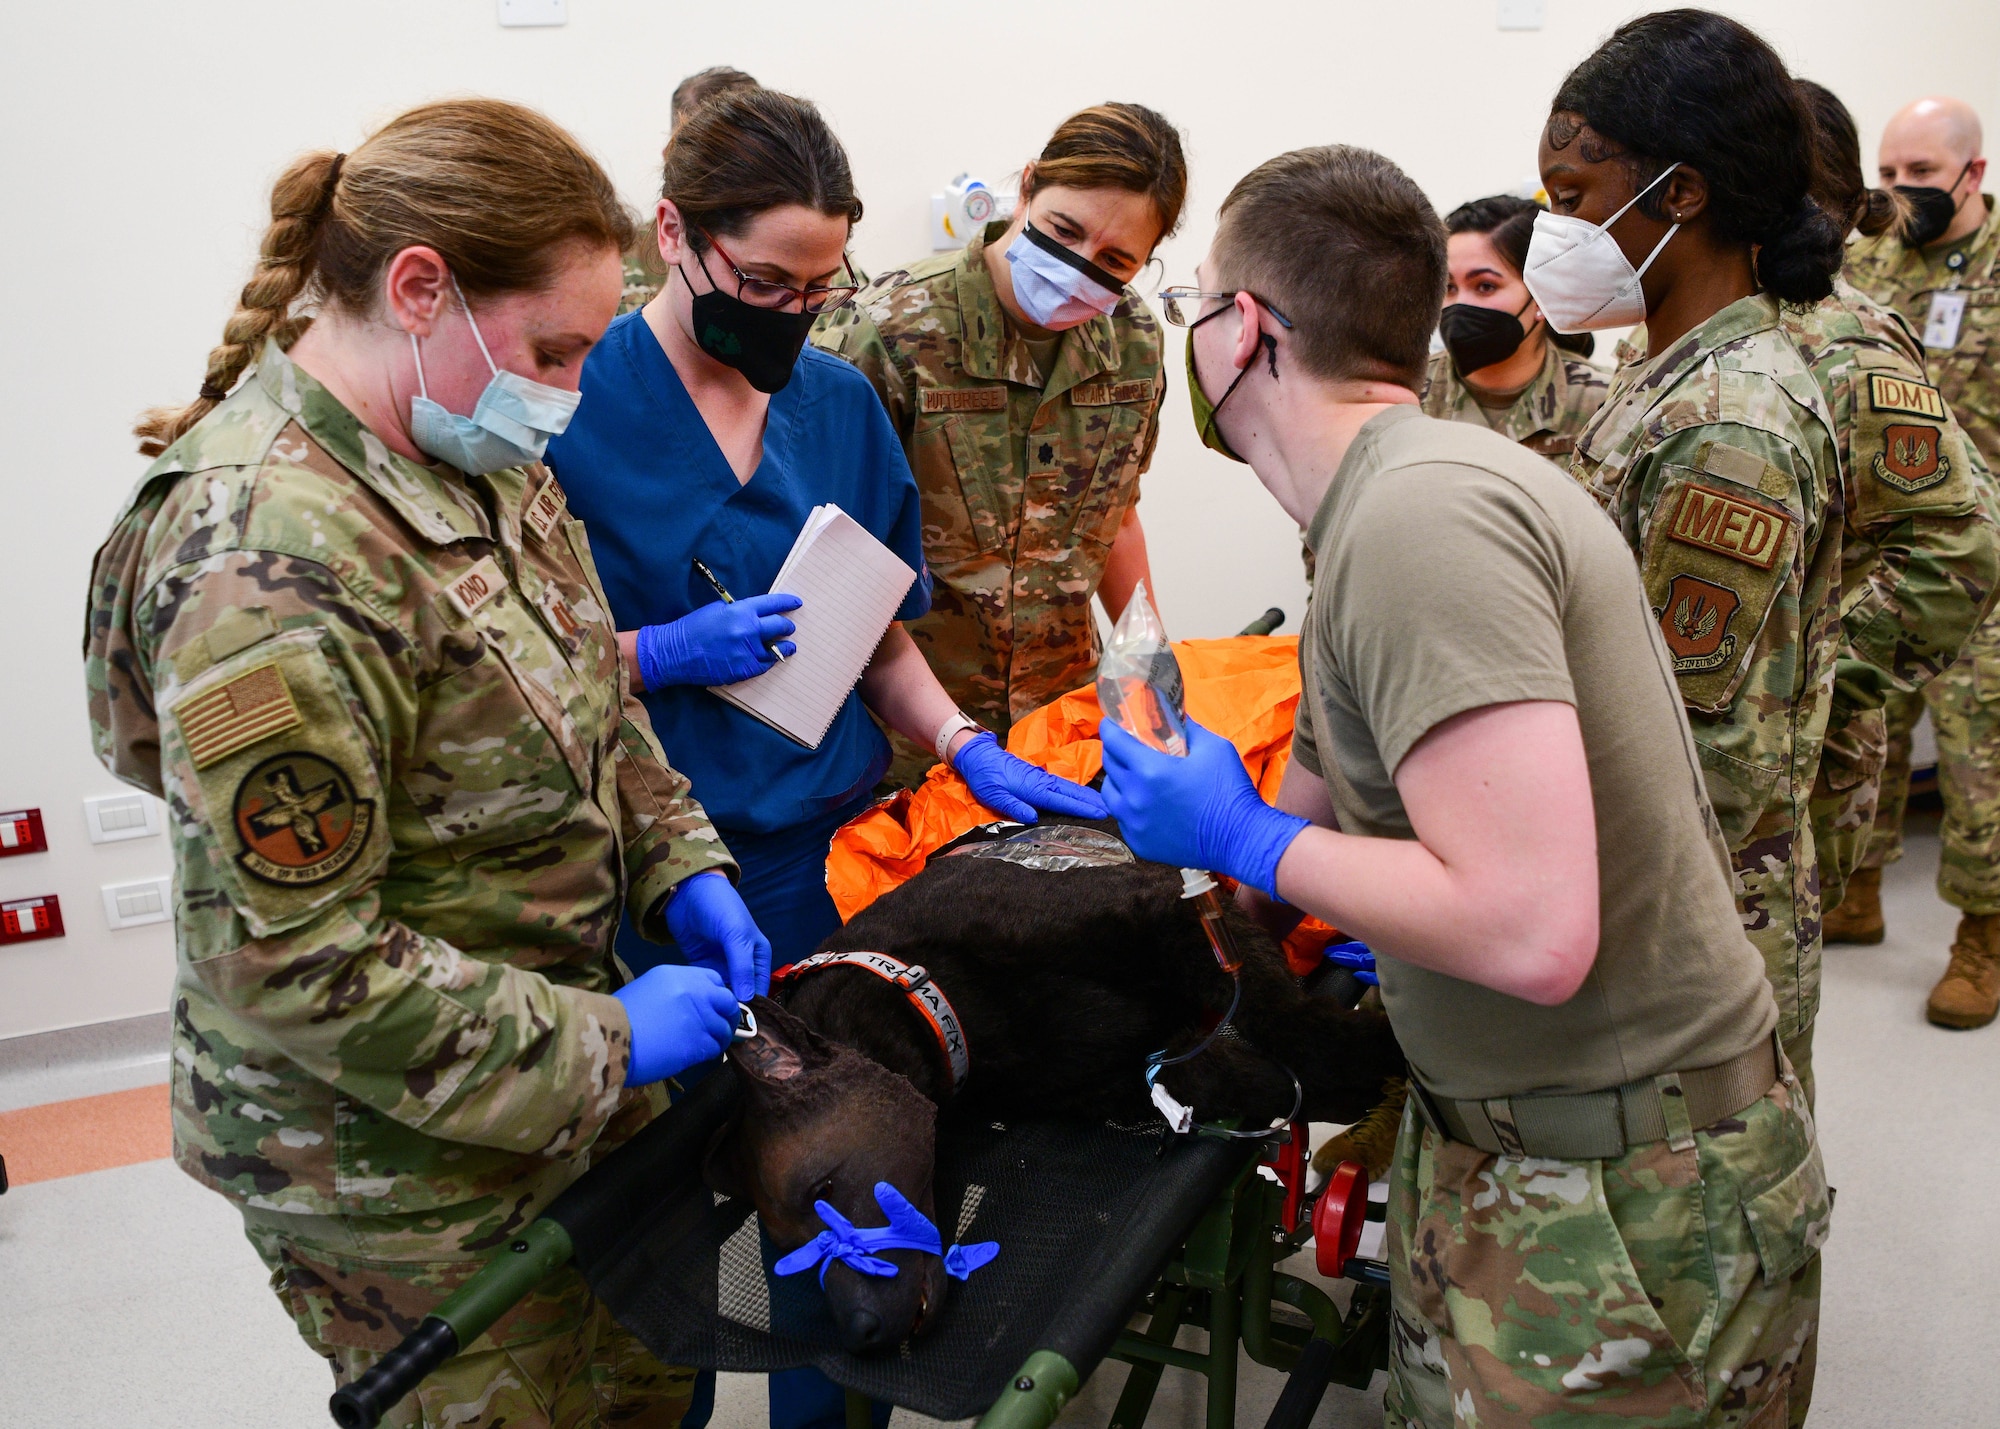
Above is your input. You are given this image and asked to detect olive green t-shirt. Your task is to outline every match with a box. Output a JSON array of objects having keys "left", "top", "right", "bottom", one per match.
[{"left": 1292, "top": 406, "right": 1776, "bottom": 1100}]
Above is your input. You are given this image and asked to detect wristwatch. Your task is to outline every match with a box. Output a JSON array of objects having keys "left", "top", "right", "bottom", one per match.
[{"left": 934, "top": 711, "right": 985, "bottom": 767}]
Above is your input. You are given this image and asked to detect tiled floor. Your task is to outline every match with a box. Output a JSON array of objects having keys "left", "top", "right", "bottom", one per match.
[{"left": 1, "top": 820, "right": 1993, "bottom": 1427}]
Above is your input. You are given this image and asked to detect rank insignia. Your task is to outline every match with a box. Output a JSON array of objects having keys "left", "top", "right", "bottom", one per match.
[
  {"left": 1656, "top": 574, "right": 1741, "bottom": 673},
  {"left": 1872, "top": 423, "right": 1951, "bottom": 493},
  {"left": 232, "top": 752, "right": 375, "bottom": 887}
]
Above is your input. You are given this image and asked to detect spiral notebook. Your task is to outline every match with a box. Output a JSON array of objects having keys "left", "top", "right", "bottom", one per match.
[{"left": 709, "top": 504, "right": 920, "bottom": 749}]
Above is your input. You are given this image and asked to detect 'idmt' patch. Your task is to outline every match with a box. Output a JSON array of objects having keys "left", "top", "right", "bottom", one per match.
[
  {"left": 1866, "top": 373, "right": 1947, "bottom": 420},
  {"left": 233, "top": 752, "right": 375, "bottom": 887},
  {"left": 1657, "top": 573, "right": 1741, "bottom": 673}
]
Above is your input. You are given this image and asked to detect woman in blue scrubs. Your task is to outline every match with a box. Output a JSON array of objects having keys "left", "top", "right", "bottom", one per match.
[{"left": 549, "top": 86, "right": 1103, "bottom": 1429}]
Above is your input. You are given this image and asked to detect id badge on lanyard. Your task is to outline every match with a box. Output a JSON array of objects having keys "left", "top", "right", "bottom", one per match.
[{"left": 1925, "top": 291, "right": 1968, "bottom": 350}]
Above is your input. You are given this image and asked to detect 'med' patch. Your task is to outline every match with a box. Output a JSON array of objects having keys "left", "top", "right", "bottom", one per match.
[
  {"left": 1666, "top": 484, "right": 1791, "bottom": 570},
  {"left": 177, "top": 663, "right": 301, "bottom": 769},
  {"left": 920, "top": 386, "right": 1008, "bottom": 414},
  {"left": 232, "top": 751, "right": 375, "bottom": 887},
  {"left": 1867, "top": 372, "right": 1947, "bottom": 420}
]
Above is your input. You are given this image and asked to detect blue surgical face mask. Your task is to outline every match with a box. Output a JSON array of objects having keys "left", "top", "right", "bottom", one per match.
[
  {"left": 1004, "top": 220, "right": 1125, "bottom": 330},
  {"left": 407, "top": 275, "right": 582, "bottom": 474}
]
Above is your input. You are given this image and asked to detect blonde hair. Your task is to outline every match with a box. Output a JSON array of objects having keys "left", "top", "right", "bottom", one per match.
[{"left": 136, "top": 98, "right": 635, "bottom": 456}]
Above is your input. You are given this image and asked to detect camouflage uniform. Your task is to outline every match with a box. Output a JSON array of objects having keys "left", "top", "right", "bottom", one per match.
[
  {"left": 1848, "top": 199, "right": 2000, "bottom": 910},
  {"left": 84, "top": 341, "right": 732, "bottom": 1423},
  {"left": 811, "top": 221, "right": 1164, "bottom": 782},
  {"left": 1779, "top": 278, "right": 2000, "bottom": 911},
  {"left": 1570, "top": 294, "right": 1843, "bottom": 1084},
  {"left": 1385, "top": 1073, "right": 1828, "bottom": 1429},
  {"left": 1419, "top": 344, "right": 1611, "bottom": 460}
]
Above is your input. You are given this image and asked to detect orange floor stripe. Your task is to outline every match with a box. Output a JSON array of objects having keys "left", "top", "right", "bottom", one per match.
[{"left": 0, "top": 1083, "right": 172, "bottom": 1186}]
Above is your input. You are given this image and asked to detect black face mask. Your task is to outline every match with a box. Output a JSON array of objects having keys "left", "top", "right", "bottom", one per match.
[
  {"left": 1896, "top": 162, "right": 1972, "bottom": 248},
  {"left": 1438, "top": 298, "right": 1539, "bottom": 377},
  {"left": 682, "top": 258, "right": 817, "bottom": 394}
]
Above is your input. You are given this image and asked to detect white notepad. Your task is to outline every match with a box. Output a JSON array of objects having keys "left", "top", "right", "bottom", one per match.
[{"left": 709, "top": 504, "right": 920, "bottom": 749}]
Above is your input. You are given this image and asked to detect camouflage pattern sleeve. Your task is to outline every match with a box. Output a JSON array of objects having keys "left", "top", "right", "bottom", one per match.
[
  {"left": 811, "top": 283, "right": 915, "bottom": 438},
  {"left": 142, "top": 544, "right": 638, "bottom": 1162},
  {"left": 1626, "top": 421, "right": 1834, "bottom": 848},
  {"left": 612, "top": 688, "right": 734, "bottom": 938}
]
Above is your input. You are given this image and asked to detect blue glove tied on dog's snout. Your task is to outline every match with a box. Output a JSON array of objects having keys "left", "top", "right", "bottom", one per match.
[{"left": 773, "top": 1182, "right": 999, "bottom": 1285}]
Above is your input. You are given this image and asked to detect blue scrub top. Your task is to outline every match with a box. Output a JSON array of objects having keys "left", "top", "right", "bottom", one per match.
[{"left": 548, "top": 311, "right": 930, "bottom": 834}]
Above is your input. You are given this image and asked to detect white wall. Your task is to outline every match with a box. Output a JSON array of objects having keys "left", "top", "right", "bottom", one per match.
[{"left": 5, "top": 0, "right": 1998, "bottom": 1039}]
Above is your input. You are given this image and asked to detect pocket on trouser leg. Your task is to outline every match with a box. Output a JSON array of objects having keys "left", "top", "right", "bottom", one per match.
[
  {"left": 1697, "top": 1084, "right": 1829, "bottom": 1428},
  {"left": 1430, "top": 1147, "right": 1709, "bottom": 1423},
  {"left": 594, "top": 1303, "right": 700, "bottom": 1427},
  {"left": 1385, "top": 1105, "right": 1454, "bottom": 1429}
]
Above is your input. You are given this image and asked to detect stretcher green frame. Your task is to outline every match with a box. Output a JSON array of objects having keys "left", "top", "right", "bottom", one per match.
[{"left": 327, "top": 1064, "right": 1388, "bottom": 1429}]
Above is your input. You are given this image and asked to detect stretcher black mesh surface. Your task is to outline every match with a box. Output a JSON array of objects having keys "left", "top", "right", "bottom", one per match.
[{"left": 572, "top": 1099, "right": 1247, "bottom": 1420}]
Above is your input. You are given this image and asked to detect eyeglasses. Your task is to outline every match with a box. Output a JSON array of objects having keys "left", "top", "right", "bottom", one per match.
[
  {"left": 694, "top": 228, "right": 860, "bottom": 314},
  {"left": 1157, "top": 286, "right": 1294, "bottom": 329}
]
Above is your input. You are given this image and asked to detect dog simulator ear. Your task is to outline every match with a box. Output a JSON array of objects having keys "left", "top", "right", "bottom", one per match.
[{"left": 727, "top": 995, "right": 811, "bottom": 1084}]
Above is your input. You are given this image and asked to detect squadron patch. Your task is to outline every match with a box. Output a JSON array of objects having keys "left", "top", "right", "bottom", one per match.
[
  {"left": 1665, "top": 483, "right": 1792, "bottom": 570},
  {"left": 1872, "top": 423, "right": 1951, "bottom": 493},
  {"left": 1656, "top": 574, "right": 1742, "bottom": 673},
  {"left": 232, "top": 751, "right": 375, "bottom": 887},
  {"left": 919, "top": 386, "right": 1008, "bottom": 414},
  {"left": 1866, "top": 372, "right": 1947, "bottom": 420},
  {"left": 176, "top": 662, "right": 302, "bottom": 769}
]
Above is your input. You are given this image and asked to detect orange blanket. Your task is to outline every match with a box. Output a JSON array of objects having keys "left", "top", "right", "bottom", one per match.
[{"left": 825, "top": 636, "right": 1340, "bottom": 974}]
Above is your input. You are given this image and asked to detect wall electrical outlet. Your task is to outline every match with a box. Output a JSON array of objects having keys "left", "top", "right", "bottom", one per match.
[
  {"left": 84, "top": 793, "right": 160, "bottom": 844},
  {"left": 102, "top": 877, "right": 172, "bottom": 931},
  {"left": 0, "top": 809, "right": 47, "bottom": 857},
  {"left": 0, "top": 895, "right": 63, "bottom": 944},
  {"left": 497, "top": 0, "right": 567, "bottom": 26}
]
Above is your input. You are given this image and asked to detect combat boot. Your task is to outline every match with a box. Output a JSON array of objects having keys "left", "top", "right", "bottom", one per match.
[
  {"left": 1313, "top": 1078, "right": 1407, "bottom": 1183},
  {"left": 1823, "top": 866, "right": 1884, "bottom": 944},
  {"left": 1928, "top": 914, "right": 2000, "bottom": 1029}
]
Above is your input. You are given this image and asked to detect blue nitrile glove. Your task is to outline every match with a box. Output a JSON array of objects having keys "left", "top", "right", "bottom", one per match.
[
  {"left": 614, "top": 963, "right": 739, "bottom": 1085},
  {"left": 1099, "top": 718, "right": 1310, "bottom": 899},
  {"left": 951, "top": 731, "right": 1110, "bottom": 824},
  {"left": 664, "top": 870, "right": 771, "bottom": 1000},
  {"left": 635, "top": 593, "right": 801, "bottom": 688}
]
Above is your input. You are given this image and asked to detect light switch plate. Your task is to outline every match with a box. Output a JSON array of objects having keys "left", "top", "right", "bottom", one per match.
[
  {"left": 498, "top": 0, "right": 567, "bottom": 26},
  {"left": 101, "top": 877, "right": 171, "bottom": 930},
  {"left": 1498, "top": 0, "right": 1545, "bottom": 29},
  {"left": 85, "top": 792, "right": 161, "bottom": 844}
]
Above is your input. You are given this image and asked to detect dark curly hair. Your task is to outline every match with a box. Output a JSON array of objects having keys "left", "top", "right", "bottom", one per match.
[
  {"left": 1550, "top": 8, "right": 1845, "bottom": 304},
  {"left": 1443, "top": 194, "right": 1595, "bottom": 356}
]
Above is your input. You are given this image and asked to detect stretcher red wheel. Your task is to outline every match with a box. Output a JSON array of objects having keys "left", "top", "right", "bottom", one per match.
[{"left": 1312, "top": 1160, "right": 1368, "bottom": 1278}]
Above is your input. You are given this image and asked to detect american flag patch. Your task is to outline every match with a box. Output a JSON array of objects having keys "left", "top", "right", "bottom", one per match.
[{"left": 177, "top": 663, "right": 302, "bottom": 769}]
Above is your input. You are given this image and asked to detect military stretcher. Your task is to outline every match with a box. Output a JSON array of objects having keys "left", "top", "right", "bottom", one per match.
[{"left": 327, "top": 1055, "right": 1391, "bottom": 1429}]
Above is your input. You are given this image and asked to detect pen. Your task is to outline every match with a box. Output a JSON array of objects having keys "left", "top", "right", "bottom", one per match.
[{"left": 693, "top": 558, "right": 788, "bottom": 663}]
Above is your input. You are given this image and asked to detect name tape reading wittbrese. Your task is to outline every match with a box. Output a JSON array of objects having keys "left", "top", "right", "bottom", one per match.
[{"left": 1667, "top": 483, "right": 1792, "bottom": 570}]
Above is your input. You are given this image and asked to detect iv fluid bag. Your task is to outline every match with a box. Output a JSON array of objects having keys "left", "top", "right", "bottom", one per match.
[{"left": 1096, "top": 580, "right": 1188, "bottom": 756}]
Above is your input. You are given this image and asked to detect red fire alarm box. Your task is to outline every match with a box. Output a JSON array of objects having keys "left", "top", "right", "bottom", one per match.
[
  {"left": 0, "top": 809, "right": 47, "bottom": 857},
  {"left": 0, "top": 895, "right": 63, "bottom": 943}
]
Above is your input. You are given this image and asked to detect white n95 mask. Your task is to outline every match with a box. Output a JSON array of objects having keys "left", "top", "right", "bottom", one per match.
[
  {"left": 408, "top": 274, "right": 582, "bottom": 475},
  {"left": 1523, "top": 162, "right": 1682, "bottom": 334},
  {"left": 1005, "top": 220, "right": 1125, "bottom": 330}
]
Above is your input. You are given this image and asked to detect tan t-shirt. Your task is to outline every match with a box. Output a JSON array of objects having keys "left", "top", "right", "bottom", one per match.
[{"left": 1292, "top": 406, "right": 1776, "bottom": 1100}]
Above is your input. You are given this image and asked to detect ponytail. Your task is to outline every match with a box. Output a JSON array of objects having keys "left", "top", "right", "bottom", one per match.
[
  {"left": 135, "top": 99, "right": 634, "bottom": 458},
  {"left": 134, "top": 151, "right": 341, "bottom": 456},
  {"left": 1754, "top": 197, "right": 1848, "bottom": 304},
  {"left": 1852, "top": 186, "right": 1913, "bottom": 239}
]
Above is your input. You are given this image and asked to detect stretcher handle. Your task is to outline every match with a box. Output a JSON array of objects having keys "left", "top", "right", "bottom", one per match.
[
  {"left": 1238, "top": 607, "right": 1287, "bottom": 637},
  {"left": 328, "top": 1217, "right": 575, "bottom": 1428},
  {"left": 325, "top": 1064, "right": 743, "bottom": 1427}
]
